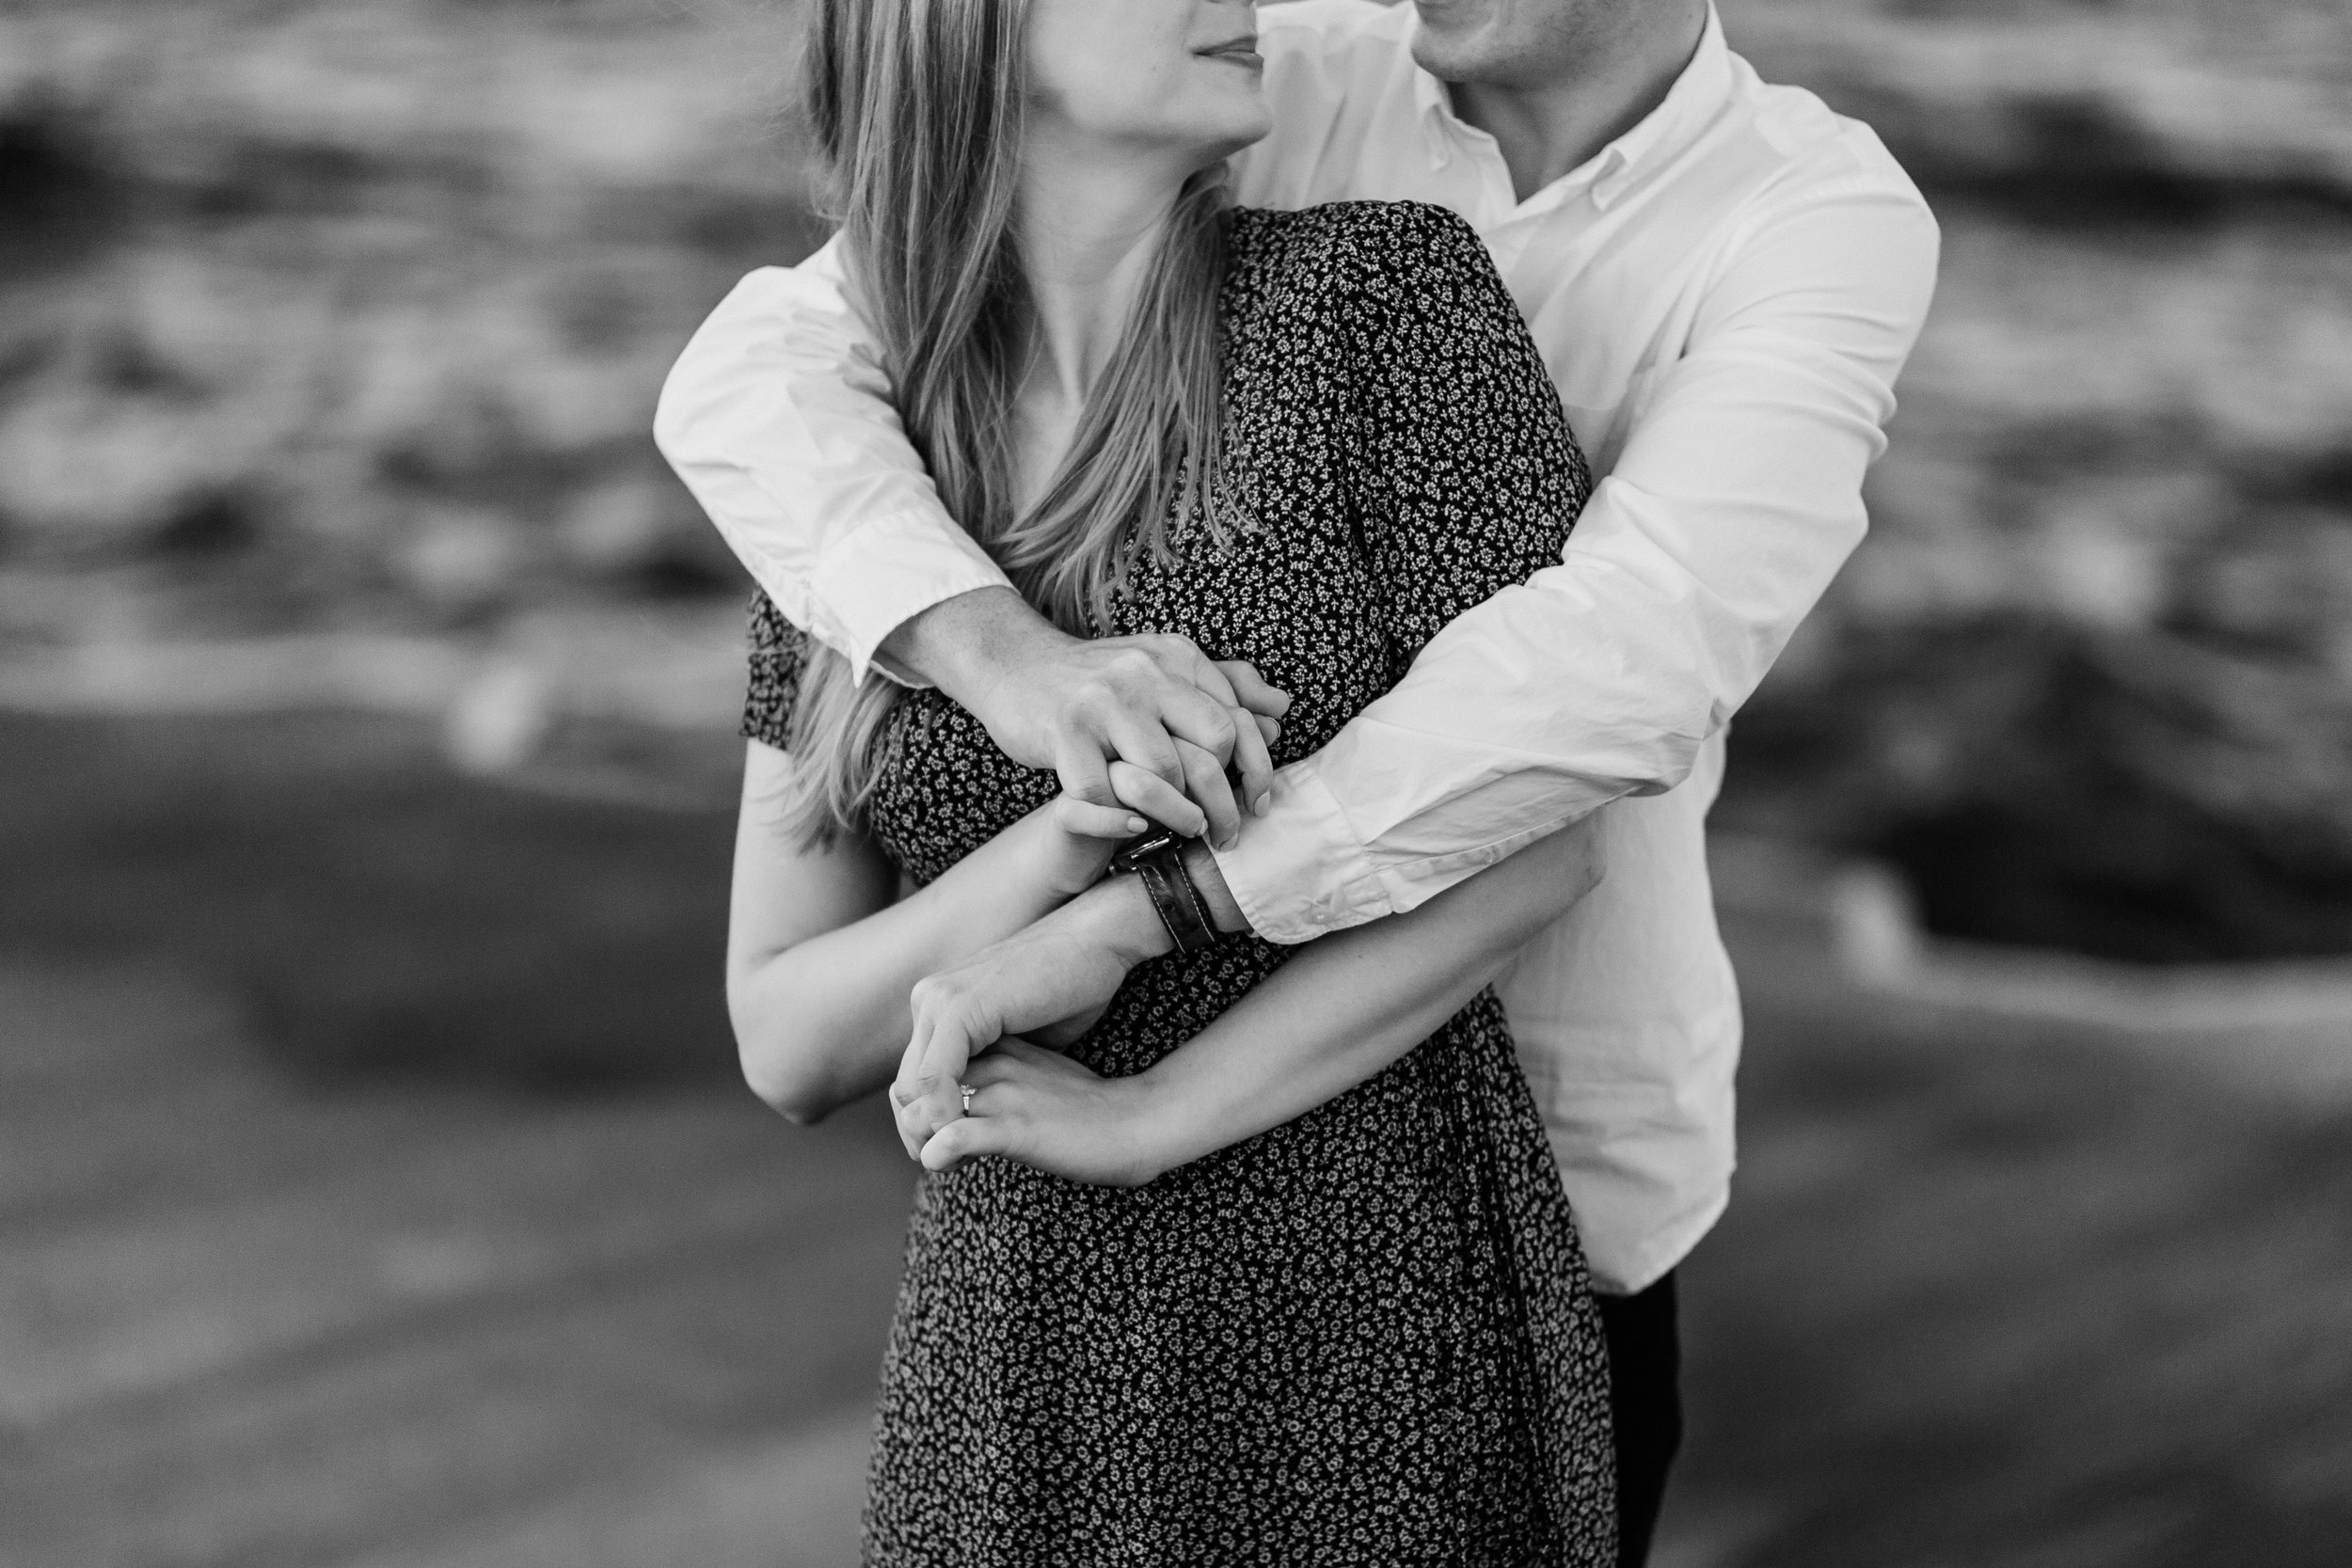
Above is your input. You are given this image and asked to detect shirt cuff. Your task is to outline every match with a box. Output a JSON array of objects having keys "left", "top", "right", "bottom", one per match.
[
  {"left": 807, "top": 508, "right": 1013, "bottom": 687},
  {"left": 1208, "top": 756, "right": 1392, "bottom": 944}
]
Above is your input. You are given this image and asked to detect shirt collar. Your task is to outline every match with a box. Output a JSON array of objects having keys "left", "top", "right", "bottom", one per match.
[
  {"left": 1406, "top": 3, "right": 1734, "bottom": 213},
  {"left": 1587, "top": 4, "right": 1730, "bottom": 209},
  {"left": 1410, "top": 40, "right": 1454, "bottom": 170}
]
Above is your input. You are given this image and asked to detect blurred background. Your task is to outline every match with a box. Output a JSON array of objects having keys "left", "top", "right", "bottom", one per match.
[{"left": 3, "top": 0, "right": 2347, "bottom": 1563}]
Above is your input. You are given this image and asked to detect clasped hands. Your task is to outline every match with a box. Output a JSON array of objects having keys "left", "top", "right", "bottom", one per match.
[
  {"left": 889, "top": 890, "right": 1163, "bottom": 1185},
  {"left": 883, "top": 611, "right": 1289, "bottom": 1185}
]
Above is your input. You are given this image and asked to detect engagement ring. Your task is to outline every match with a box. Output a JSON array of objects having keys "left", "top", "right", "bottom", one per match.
[{"left": 959, "top": 1083, "right": 976, "bottom": 1117}]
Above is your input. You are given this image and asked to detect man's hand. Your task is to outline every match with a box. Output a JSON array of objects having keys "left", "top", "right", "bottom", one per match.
[
  {"left": 882, "top": 587, "right": 1290, "bottom": 849},
  {"left": 890, "top": 874, "right": 1173, "bottom": 1159}
]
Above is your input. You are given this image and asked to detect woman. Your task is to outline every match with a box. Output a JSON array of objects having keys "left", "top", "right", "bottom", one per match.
[{"left": 723, "top": 0, "right": 1613, "bottom": 1559}]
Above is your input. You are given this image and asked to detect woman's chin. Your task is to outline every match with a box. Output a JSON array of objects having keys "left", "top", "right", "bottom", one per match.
[{"left": 1190, "top": 108, "right": 1275, "bottom": 168}]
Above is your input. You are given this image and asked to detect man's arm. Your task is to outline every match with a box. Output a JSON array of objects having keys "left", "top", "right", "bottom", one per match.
[
  {"left": 649, "top": 0, "right": 1380, "bottom": 666},
  {"left": 657, "top": 243, "right": 1291, "bottom": 836},
  {"left": 1212, "top": 180, "right": 1943, "bottom": 942},
  {"left": 654, "top": 239, "right": 1005, "bottom": 681},
  {"left": 653, "top": 11, "right": 1393, "bottom": 829}
]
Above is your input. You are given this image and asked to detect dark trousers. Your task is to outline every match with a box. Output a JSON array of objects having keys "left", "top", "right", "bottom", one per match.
[{"left": 1595, "top": 1270, "right": 1683, "bottom": 1568}]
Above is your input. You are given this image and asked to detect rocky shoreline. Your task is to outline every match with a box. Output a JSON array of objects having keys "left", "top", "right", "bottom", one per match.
[{"left": 2, "top": 0, "right": 2347, "bottom": 958}]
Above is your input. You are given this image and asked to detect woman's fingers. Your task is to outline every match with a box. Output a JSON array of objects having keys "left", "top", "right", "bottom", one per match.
[
  {"left": 1097, "top": 705, "right": 1187, "bottom": 795},
  {"left": 1174, "top": 739, "right": 1240, "bottom": 848},
  {"left": 1106, "top": 761, "right": 1207, "bottom": 838},
  {"left": 891, "top": 1013, "right": 938, "bottom": 1158},
  {"left": 897, "top": 976, "right": 985, "bottom": 1157},
  {"left": 922, "top": 1111, "right": 1016, "bottom": 1172},
  {"left": 907, "top": 1046, "right": 1028, "bottom": 1171},
  {"left": 1143, "top": 703, "right": 1245, "bottom": 846},
  {"left": 1127, "top": 653, "right": 1269, "bottom": 834},
  {"left": 893, "top": 1069, "right": 958, "bottom": 1157},
  {"left": 1052, "top": 795, "right": 1151, "bottom": 843},
  {"left": 1049, "top": 735, "right": 1120, "bottom": 810}
]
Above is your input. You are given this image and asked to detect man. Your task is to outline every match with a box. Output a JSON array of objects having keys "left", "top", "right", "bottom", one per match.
[{"left": 657, "top": 1, "right": 1938, "bottom": 1558}]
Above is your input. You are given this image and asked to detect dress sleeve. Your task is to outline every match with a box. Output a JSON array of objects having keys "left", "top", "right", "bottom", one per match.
[
  {"left": 741, "top": 591, "right": 811, "bottom": 751},
  {"left": 1336, "top": 203, "right": 1593, "bottom": 677}
]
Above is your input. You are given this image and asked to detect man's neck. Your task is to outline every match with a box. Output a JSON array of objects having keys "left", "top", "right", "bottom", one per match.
[{"left": 1445, "top": 0, "right": 1708, "bottom": 204}]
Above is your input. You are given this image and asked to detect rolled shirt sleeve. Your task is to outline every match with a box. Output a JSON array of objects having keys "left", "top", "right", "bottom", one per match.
[
  {"left": 1214, "top": 180, "right": 1943, "bottom": 943},
  {"left": 652, "top": 238, "right": 1011, "bottom": 685}
]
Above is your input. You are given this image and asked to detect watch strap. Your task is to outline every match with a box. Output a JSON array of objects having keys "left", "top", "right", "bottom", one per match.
[{"left": 1119, "top": 834, "right": 1217, "bottom": 954}]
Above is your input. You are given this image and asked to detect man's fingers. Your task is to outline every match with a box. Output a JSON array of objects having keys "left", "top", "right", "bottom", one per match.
[
  {"left": 1224, "top": 701, "right": 1276, "bottom": 818},
  {"left": 1142, "top": 634, "right": 1238, "bottom": 707},
  {"left": 1215, "top": 660, "right": 1292, "bottom": 721},
  {"left": 1100, "top": 709, "right": 1186, "bottom": 791},
  {"left": 1174, "top": 738, "right": 1241, "bottom": 850},
  {"left": 916, "top": 1053, "right": 1036, "bottom": 1172},
  {"left": 1053, "top": 741, "right": 1118, "bottom": 810},
  {"left": 1053, "top": 795, "right": 1151, "bottom": 843},
  {"left": 1211, "top": 660, "right": 1280, "bottom": 811},
  {"left": 1155, "top": 684, "right": 1242, "bottom": 768},
  {"left": 1106, "top": 760, "right": 1208, "bottom": 838}
]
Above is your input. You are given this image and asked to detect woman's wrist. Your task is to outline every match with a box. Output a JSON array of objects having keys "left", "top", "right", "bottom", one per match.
[
  {"left": 1014, "top": 804, "right": 1118, "bottom": 904},
  {"left": 1114, "top": 1057, "right": 1213, "bottom": 1182},
  {"left": 1073, "top": 870, "right": 1180, "bottom": 966}
]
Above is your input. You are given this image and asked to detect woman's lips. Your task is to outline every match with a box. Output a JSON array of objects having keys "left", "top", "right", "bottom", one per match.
[{"left": 1199, "top": 39, "right": 1263, "bottom": 69}]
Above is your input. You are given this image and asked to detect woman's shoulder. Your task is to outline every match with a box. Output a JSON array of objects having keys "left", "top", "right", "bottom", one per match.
[
  {"left": 1225, "top": 200, "right": 1495, "bottom": 296},
  {"left": 748, "top": 590, "right": 806, "bottom": 657}
]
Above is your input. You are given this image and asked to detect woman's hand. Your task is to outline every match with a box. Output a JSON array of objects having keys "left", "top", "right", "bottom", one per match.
[
  {"left": 1024, "top": 793, "right": 1151, "bottom": 903},
  {"left": 918, "top": 1037, "right": 1170, "bottom": 1188},
  {"left": 891, "top": 874, "right": 1172, "bottom": 1158}
]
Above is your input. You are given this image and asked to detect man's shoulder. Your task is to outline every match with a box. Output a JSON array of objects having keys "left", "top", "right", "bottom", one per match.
[{"left": 1727, "top": 52, "right": 1931, "bottom": 214}]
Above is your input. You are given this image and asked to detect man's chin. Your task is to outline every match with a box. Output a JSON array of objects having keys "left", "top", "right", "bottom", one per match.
[{"left": 1409, "top": 1, "right": 1500, "bottom": 84}]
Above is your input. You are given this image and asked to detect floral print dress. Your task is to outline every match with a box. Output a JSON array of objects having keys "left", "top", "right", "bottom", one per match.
[{"left": 743, "top": 201, "right": 1614, "bottom": 1566}]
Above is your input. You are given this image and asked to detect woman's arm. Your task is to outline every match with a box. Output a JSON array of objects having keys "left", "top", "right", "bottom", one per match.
[
  {"left": 726, "top": 739, "right": 1144, "bottom": 1123},
  {"left": 917, "top": 816, "right": 1602, "bottom": 1182}
]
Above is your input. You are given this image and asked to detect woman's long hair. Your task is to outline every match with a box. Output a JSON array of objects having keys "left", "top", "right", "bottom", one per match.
[{"left": 780, "top": 0, "right": 1239, "bottom": 846}]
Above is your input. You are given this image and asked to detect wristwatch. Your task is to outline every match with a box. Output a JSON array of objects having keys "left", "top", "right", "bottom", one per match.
[{"left": 1109, "top": 829, "right": 1220, "bottom": 954}]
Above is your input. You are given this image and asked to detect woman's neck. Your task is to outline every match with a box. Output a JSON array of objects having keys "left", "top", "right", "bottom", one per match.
[{"left": 1013, "top": 141, "right": 1189, "bottom": 423}]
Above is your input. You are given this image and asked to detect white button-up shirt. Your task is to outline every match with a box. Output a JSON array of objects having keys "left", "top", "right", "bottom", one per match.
[{"left": 654, "top": 1, "right": 1939, "bottom": 1292}]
